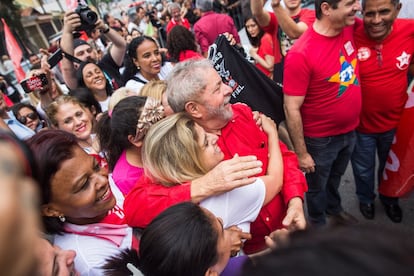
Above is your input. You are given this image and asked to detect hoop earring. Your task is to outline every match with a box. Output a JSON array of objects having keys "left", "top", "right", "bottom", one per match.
[{"left": 58, "top": 215, "right": 66, "bottom": 222}]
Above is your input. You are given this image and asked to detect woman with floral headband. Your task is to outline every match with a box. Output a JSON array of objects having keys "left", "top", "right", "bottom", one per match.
[{"left": 97, "top": 96, "right": 165, "bottom": 195}]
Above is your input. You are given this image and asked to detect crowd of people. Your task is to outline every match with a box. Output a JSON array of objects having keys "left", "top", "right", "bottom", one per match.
[{"left": 1, "top": 0, "right": 414, "bottom": 275}]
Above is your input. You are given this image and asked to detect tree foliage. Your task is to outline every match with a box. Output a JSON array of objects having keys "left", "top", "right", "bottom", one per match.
[{"left": 0, "top": 0, "right": 25, "bottom": 36}]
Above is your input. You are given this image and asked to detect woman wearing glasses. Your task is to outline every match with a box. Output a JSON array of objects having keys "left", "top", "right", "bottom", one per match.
[{"left": 12, "top": 103, "right": 46, "bottom": 132}]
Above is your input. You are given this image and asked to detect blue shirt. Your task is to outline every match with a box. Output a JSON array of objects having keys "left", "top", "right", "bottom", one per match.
[{"left": 3, "top": 111, "right": 35, "bottom": 140}]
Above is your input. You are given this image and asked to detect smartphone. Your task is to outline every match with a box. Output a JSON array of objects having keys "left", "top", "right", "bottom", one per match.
[
  {"left": 48, "top": 48, "right": 63, "bottom": 68},
  {"left": 20, "top": 73, "right": 48, "bottom": 93}
]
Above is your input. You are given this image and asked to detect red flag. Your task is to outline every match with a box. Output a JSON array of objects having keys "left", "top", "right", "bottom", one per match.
[
  {"left": 380, "top": 88, "right": 414, "bottom": 197},
  {"left": 66, "top": 0, "right": 79, "bottom": 10},
  {"left": 1, "top": 18, "right": 26, "bottom": 82}
]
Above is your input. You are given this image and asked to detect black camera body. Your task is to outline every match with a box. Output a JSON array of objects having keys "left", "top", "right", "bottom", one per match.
[{"left": 75, "top": 4, "right": 98, "bottom": 32}]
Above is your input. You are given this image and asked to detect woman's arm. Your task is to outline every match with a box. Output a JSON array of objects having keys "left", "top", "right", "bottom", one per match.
[
  {"left": 250, "top": 47, "right": 275, "bottom": 72},
  {"left": 124, "top": 156, "right": 263, "bottom": 228},
  {"left": 258, "top": 114, "right": 283, "bottom": 204}
]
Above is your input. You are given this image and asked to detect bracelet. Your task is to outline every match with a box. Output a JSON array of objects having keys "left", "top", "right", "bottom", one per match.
[{"left": 102, "top": 24, "right": 110, "bottom": 34}]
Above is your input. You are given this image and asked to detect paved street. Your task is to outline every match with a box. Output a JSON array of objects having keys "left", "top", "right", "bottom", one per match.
[{"left": 337, "top": 163, "right": 414, "bottom": 234}]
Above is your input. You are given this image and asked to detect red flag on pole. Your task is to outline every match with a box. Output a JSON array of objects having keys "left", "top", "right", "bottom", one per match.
[
  {"left": 380, "top": 85, "right": 414, "bottom": 198},
  {"left": 66, "top": 0, "right": 79, "bottom": 10},
  {"left": 1, "top": 18, "right": 26, "bottom": 82}
]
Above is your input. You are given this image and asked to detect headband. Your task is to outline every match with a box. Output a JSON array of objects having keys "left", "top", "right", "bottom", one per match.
[{"left": 134, "top": 97, "right": 165, "bottom": 142}]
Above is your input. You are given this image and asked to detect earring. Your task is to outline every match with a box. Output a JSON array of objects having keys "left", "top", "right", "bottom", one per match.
[
  {"left": 137, "top": 65, "right": 140, "bottom": 70},
  {"left": 58, "top": 215, "right": 66, "bottom": 222}
]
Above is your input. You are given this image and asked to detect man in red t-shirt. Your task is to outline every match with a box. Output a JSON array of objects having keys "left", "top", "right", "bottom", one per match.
[
  {"left": 351, "top": 0, "right": 414, "bottom": 223},
  {"left": 251, "top": 0, "right": 315, "bottom": 83},
  {"left": 284, "top": 0, "right": 362, "bottom": 227}
]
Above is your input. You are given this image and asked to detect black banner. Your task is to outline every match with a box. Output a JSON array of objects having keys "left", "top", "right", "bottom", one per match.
[{"left": 208, "top": 35, "right": 285, "bottom": 124}]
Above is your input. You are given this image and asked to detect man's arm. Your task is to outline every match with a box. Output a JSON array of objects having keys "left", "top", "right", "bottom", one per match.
[
  {"left": 251, "top": 0, "right": 271, "bottom": 27},
  {"left": 60, "top": 11, "right": 81, "bottom": 90},
  {"left": 100, "top": 21, "right": 127, "bottom": 67},
  {"left": 271, "top": 0, "right": 309, "bottom": 39},
  {"left": 284, "top": 95, "right": 315, "bottom": 173}
]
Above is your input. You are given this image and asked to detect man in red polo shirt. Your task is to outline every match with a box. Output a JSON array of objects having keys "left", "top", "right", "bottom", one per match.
[{"left": 167, "top": 59, "right": 307, "bottom": 254}]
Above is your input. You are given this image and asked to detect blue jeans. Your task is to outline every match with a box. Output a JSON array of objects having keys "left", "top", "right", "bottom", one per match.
[
  {"left": 351, "top": 129, "right": 398, "bottom": 205},
  {"left": 305, "top": 131, "right": 356, "bottom": 226}
]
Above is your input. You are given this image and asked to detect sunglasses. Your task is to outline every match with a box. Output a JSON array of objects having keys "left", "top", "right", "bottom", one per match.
[{"left": 18, "top": 112, "right": 38, "bottom": 125}]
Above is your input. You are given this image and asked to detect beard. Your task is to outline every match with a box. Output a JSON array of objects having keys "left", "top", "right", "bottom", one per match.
[{"left": 204, "top": 97, "right": 233, "bottom": 124}]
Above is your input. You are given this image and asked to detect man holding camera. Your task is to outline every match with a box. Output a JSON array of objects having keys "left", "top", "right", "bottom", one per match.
[{"left": 60, "top": 9, "right": 127, "bottom": 90}]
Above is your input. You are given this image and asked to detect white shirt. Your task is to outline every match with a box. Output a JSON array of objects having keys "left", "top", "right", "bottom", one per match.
[
  {"left": 54, "top": 178, "right": 133, "bottom": 276},
  {"left": 200, "top": 178, "right": 266, "bottom": 233}
]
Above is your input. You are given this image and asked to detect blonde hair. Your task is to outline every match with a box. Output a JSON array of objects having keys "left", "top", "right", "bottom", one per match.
[
  {"left": 46, "top": 95, "right": 87, "bottom": 127},
  {"left": 140, "top": 80, "right": 167, "bottom": 101},
  {"left": 108, "top": 87, "right": 137, "bottom": 115},
  {"left": 143, "top": 112, "right": 208, "bottom": 186}
]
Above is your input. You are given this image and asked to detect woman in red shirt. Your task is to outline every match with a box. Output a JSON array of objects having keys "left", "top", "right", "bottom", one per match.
[{"left": 245, "top": 17, "right": 274, "bottom": 79}]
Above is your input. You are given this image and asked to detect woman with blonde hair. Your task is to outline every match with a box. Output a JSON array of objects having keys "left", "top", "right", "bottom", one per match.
[
  {"left": 140, "top": 80, "right": 174, "bottom": 116},
  {"left": 125, "top": 112, "right": 283, "bottom": 236}
]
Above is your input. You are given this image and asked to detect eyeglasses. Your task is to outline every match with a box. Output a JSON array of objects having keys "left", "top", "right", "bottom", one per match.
[
  {"left": 18, "top": 112, "right": 38, "bottom": 125},
  {"left": 374, "top": 44, "right": 383, "bottom": 67}
]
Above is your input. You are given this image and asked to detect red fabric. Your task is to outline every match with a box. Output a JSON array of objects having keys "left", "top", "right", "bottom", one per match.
[
  {"left": 354, "top": 19, "right": 414, "bottom": 134},
  {"left": 1, "top": 19, "right": 26, "bottom": 82},
  {"left": 66, "top": 0, "right": 78, "bottom": 10},
  {"left": 166, "top": 18, "right": 191, "bottom": 33},
  {"left": 283, "top": 26, "right": 361, "bottom": 137},
  {"left": 218, "top": 104, "right": 307, "bottom": 253},
  {"left": 2, "top": 93, "right": 13, "bottom": 107},
  {"left": 124, "top": 176, "right": 192, "bottom": 228},
  {"left": 178, "top": 50, "right": 203, "bottom": 62},
  {"left": 261, "top": 12, "right": 281, "bottom": 63},
  {"left": 194, "top": 11, "right": 240, "bottom": 54},
  {"left": 380, "top": 90, "right": 414, "bottom": 197},
  {"left": 255, "top": 33, "right": 274, "bottom": 77}
]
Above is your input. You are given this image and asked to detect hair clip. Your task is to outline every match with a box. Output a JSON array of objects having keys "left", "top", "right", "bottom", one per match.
[
  {"left": 127, "top": 263, "right": 144, "bottom": 276},
  {"left": 134, "top": 97, "right": 165, "bottom": 142}
]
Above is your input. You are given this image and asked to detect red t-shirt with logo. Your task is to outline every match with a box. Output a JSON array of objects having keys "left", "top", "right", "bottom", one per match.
[
  {"left": 354, "top": 18, "right": 414, "bottom": 133},
  {"left": 284, "top": 26, "right": 361, "bottom": 137}
]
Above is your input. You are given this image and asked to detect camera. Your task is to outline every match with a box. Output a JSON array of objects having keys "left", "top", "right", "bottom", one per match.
[
  {"left": 48, "top": 48, "right": 63, "bottom": 68},
  {"left": 75, "top": 3, "right": 98, "bottom": 32},
  {"left": 20, "top": 73, "right": 48, "bottom": 94}
]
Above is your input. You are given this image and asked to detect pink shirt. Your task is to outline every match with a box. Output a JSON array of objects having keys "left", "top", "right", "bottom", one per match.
[{"left": 112, "top": 150, "right": 144, "bottom": 195}]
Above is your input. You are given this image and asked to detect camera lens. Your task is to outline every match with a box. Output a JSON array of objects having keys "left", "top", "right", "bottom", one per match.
[{"left": 81, "top": 10, "right": 98, "bottom": 25}]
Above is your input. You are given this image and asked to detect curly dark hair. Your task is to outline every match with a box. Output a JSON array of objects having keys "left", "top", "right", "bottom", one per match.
[{"left": 167, "top": 25, "right": 198, "bottom": 63}]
